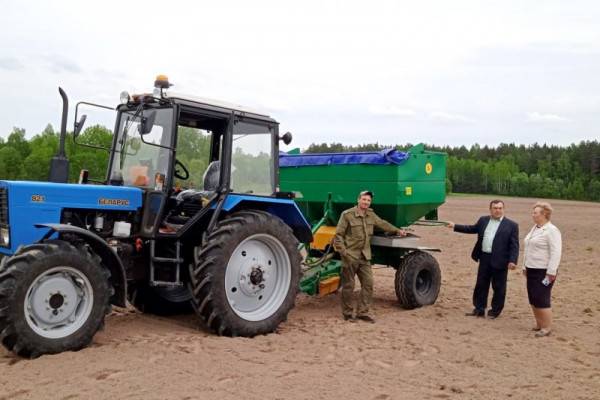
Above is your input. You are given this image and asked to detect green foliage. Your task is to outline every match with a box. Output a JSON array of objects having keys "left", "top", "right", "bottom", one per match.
[
  {"left": 589, "top": 179, "right": 600, "bottom": 201},
  {"left": 231, "top": 147, "right": 272, "bottom": 195},
  {"left": 67, "top": 125, "right": 112, "bottom": 182},
  {"left": 508, "top": 172, "right": 529, "bottom": 197},
  {"left": 0, "top": 147, "right": 24, "bottom": 180},
  {"left": 305, "top": 142, "right": 394, "bottom": 153},
  {"left": 445, "top": 178, "right": 453, "bottom": 194},
  {"left": 174, "top": 126, "right": 211, "bottom": 188},
  {"left": 564, "top": 178, "right": 585, "bottom": 200},
  {"left": 6, "top": 128, "right": 31, "bottom": 160},
  {"left": 23, "top": 127, "right": 60, "bottom": 181},
  {"left": 0, "top": 125, "right": 111, "bottom": 183}
]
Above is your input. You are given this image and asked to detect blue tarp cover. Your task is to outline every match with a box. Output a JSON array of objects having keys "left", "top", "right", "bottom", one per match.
[{"left": 279, "top": 148, "right": 409, "bottom": 167}]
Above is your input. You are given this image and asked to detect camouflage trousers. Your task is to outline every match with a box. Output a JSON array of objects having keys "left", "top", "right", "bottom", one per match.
[{"left": 340, "top": 255, "right": 373, "bottom": 317}]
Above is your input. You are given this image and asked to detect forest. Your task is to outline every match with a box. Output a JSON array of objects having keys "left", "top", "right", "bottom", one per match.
[{"left": 0, "top": 125, "right": 599, "bottom": 202}]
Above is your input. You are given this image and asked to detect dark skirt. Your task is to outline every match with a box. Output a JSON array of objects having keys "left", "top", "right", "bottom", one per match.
[{"left": 526, "top": 267, "right": 554, "bottom": 308}]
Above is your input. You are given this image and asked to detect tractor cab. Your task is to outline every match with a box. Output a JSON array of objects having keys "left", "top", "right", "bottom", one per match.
[{"left": 75, "top": 75, "right": 293, "bottom": 237}]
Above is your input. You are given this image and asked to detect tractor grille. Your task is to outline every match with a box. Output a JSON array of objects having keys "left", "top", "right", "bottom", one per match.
[{"left": 0, "top": 188, "right": 8, "bottom": 225}]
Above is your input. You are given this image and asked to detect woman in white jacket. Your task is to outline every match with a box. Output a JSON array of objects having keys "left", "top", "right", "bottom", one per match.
[{"left": 523, "top": 202, "right": 562, "bottom": 337}]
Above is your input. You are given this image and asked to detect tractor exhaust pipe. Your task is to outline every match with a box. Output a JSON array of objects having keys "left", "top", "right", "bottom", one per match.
[
  {"left": 58, "top": 87, "right": 68, "bottom": 158},
  {"left": 48, "top": 87, "right": 70, "bottom": 183}
]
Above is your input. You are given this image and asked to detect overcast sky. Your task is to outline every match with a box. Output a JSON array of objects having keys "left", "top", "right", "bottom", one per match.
[{"left": 1, "top": 0, "right": 599, "bottom": 149}]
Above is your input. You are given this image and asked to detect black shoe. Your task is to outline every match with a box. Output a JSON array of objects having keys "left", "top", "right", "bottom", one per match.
[
  {"left": 343, "top": 315, "right": 355, "bottom": 322},
  {"left": 465, "top": 310, "right": 485, "bottom": 317},
  {"left": 357, "top": 315, "right": 376, "bottom": 323},
  {"left": 487, "top": 311, "right": 500, "bottom": 319}
]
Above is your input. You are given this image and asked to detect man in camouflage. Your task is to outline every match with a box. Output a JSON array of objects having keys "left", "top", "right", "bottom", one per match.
[{"left": 333, "top": 190, "right": 406, "bottom": 323}]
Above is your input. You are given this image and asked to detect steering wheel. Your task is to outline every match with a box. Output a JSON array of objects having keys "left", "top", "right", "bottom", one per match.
[{"left": 174, "top": 159, "right": 189, "bottom": 180}]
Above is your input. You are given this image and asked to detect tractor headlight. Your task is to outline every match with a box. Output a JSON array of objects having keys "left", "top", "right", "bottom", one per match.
[
  {"left": 0, "top": 226, "right": 9, "bottom": 247},
  {"left": 120, "top": 91, "right": 130, "bottom": 105}
]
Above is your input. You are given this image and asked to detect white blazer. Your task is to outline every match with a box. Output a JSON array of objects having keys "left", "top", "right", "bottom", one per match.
[{"left": 523, "top": 222, "right": 562, "bottom": 275}]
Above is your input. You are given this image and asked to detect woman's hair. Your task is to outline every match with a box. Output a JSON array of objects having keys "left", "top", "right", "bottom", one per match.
[{"left": 533, "top": 201, "right": 553, "bottom": 220}]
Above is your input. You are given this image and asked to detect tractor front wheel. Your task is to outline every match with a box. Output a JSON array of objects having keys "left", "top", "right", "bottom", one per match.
[
  {"left": 190, "top": 210, "right": 301, "bottom": 337},
  {"left": 0, "top": 241, "right": 112, "bottom": 357},
  {"left": 395, "top": 251, "right": 441, "bottom": 309}
]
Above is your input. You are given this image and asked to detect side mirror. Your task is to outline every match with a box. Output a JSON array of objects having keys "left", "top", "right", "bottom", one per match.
[
  {"left": 74, "top": 114, "right": 87, "bottom": 138},
  {"left": 138, "top": 110, "right": 157, "bottom": 135},
  {"left": 280, "top": 131, "right": 293, "bottom": 145}
]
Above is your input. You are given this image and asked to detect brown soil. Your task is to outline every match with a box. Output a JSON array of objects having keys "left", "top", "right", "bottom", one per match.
[{"left": 1, "top": 196, "right": 599, "bottom": 400}]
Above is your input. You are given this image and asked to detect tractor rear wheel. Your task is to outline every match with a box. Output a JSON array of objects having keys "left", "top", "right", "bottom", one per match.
[
  {"left": 395, "top": 251, "right": 441, "bottom": 309},
  {"left": 0, "top": 241, "right": 112, "bottom": 357},
  {"left": 190, "top": 210, "right": 301, "bottom": 337}
]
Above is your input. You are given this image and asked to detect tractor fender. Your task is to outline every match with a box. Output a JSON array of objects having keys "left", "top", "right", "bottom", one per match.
[
  {"left": 35, "top": 223, "right": 127, "bottom": 307},
  {"left": 224, "top": 197, "right": 313, "bottom": 243}
]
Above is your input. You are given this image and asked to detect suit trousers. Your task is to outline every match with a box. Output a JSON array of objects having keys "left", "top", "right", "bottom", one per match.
[
  {"left": 340, "top": 255, "right": 373, "bottom": 317},
  {"left": 473, "top": 253, "right": 508, "bottom": 315}
]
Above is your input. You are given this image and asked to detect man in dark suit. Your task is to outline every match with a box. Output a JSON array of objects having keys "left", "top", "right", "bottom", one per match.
[{"left": 447, "top": 200, "right": 519, "bottom": 319}]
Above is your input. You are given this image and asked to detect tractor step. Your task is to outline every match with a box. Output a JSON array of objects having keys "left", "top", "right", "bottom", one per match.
[
  {"left": 149, "top": 280, "right": 183, "bottom": 288},
  {"left": 151, "top": 256, "right": 184, "bottom": 264},
  {"left": 149, "top": 240, "right": 183, "bottom": 287}
]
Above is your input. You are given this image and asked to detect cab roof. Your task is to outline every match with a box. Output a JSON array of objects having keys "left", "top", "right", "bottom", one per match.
[{"left": 165, "top": 92, "right": 277, "bottom": 123}]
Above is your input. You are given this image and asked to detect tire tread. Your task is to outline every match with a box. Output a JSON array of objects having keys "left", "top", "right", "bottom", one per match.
[
  {"left": 190, "top": 210, "right": 301, "bottom": 337},
  {"left": 0, "top": 240, "right": 112, "bottom": 357}
]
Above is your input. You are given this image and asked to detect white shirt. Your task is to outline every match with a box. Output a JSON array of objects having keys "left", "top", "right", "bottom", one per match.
[
  {"left": 482, "top": 217, "right": 503, "bottom": 253},
  {"left": 523, "top": 222, "right": 562, "bottom": 275}
]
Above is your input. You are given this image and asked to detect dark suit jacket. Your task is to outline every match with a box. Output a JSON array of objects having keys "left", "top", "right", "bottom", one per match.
[{"left": 454, "top": 216, "right": 519, "bottom": 269}]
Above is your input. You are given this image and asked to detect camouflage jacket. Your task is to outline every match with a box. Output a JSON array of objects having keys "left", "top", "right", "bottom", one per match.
[{"left": 333, "top": 206, "right": 399, "bottom": 261}]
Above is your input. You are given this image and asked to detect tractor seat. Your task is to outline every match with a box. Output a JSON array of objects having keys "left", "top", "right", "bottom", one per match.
[{"left": 175, "top": 161, "right": 220, "bottom": 204}]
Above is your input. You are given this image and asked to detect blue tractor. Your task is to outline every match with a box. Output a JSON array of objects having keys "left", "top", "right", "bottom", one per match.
[{"left": 0, "top": 76, "right": 312, "bottom": 357}]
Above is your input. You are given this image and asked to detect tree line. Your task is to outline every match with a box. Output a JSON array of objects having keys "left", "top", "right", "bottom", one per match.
[
  {"left": 1, "top": 124, "right": 599, "bottom": 202},
  {"left": 0, "top": 125, "right": 113, "bottom": 183},
  {"left": 305, "top": 141, "right": 600, "bottom": 202}
]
